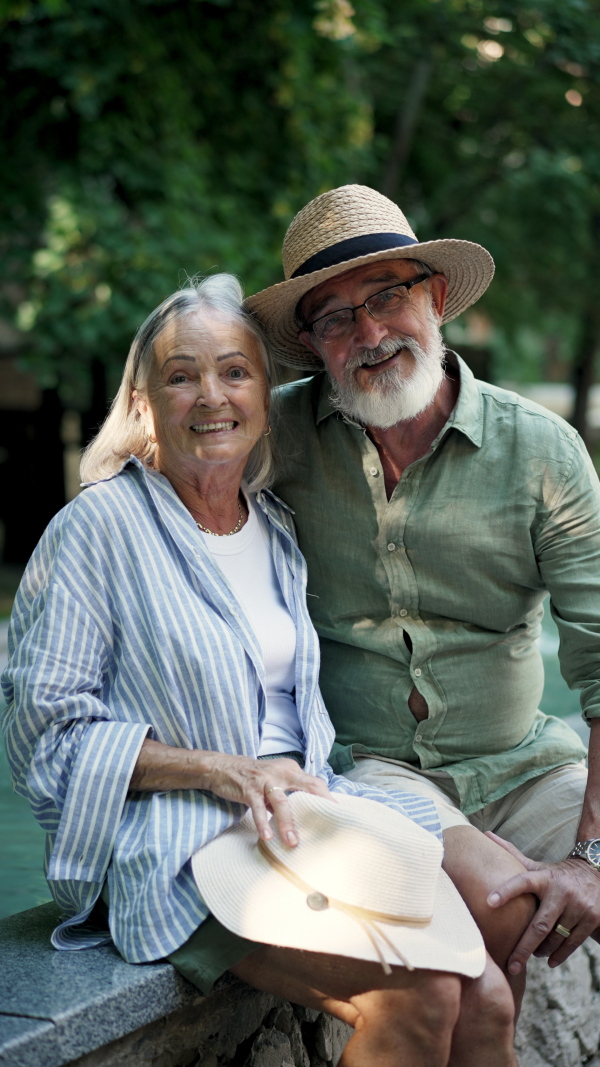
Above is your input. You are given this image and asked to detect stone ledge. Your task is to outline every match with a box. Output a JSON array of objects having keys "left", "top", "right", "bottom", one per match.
[
  {"left": 3, "top": 902, "right": 600, "bottom": 1066},
  {"left": 0, "top": 904, "right": 350, "bottom": 1067}
]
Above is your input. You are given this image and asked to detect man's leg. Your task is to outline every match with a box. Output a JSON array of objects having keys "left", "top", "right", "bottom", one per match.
[
  {"left": 472, "top": 763, "right": 588, "bottom": 863},
  {"left": 345, "top": 758, "right": 537, "bottom": 1002},
  {"left": 232, "top": 945, "right": 517, "bottom": 1067}
]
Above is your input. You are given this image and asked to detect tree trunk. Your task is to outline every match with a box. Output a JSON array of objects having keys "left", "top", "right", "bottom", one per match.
[
  {"left": 81, "top": 359, "right": 109, "bottom": 448},
  {"left": 1, "top": 388, "right": 65, "bottom": 564},
  {"left": 571, "top": 296, "right": 600, "bottom": 447},
  {"left": 571, "top": 215, "right": 600, "bottom": 447},
  {"left": 381, "top": 57, "right": 432, "bottom": 199}
]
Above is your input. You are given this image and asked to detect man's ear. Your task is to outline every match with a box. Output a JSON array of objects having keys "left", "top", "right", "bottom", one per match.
[
  {"left": 429, "top": 274, "right": 449, "bottom": 321},
  {"left": 298, "top": 330, "right": 323, "bottom": 359}
]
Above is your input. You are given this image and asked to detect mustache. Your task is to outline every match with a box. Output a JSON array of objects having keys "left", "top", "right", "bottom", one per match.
[{"left": 345, "top": 335, "right": 420, "bottom": 373}]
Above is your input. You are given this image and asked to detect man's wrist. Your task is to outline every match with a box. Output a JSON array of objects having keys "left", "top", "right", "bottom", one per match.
[{"left": 568, "top": 839, "right": 600, "bottom": 870}]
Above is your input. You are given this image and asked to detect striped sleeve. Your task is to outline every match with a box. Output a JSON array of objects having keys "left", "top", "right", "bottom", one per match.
[{"left": 3, "top": 580, "right": 150, "bottom": 885}]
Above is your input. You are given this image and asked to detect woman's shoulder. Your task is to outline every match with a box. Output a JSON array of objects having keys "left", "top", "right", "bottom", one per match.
[
  {"left": 32, "top": 464, "right": 148, "bottom": 567},
  {"left": 63, "top": 460, "right": 150, "bottom": 525}
]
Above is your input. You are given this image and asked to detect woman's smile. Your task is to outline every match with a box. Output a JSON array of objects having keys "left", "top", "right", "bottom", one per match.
[
  {"left": 190, "top": 420, "right": 238, "bottom": 434},
  {"left": 135, "top": 310, "right": 269, "bottom": 481}
]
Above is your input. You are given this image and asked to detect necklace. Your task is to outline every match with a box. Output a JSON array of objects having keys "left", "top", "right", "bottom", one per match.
[{"left": 195, "top": 499, "right": 244, "bottom": 537}]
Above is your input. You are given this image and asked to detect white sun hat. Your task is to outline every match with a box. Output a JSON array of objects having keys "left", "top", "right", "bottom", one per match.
[
  {"left": 244, "top": 183, "right": 495, "bottom": 371},
  {"left": 191, "top": 791, "right": 485, "bottom": 978}
]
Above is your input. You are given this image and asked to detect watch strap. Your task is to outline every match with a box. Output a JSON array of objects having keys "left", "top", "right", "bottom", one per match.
[{"left": 568, "top": 839, "right": 600, "bottom": 869}]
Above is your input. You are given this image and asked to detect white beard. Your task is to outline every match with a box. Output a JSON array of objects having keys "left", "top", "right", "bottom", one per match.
[{"left": 327, "top": 312, "right": 446, "bottom": 430}]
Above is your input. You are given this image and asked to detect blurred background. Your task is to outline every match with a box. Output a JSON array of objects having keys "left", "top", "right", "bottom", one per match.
[{"left": 0, "top": 0, "right": 599, "bottom": 914}]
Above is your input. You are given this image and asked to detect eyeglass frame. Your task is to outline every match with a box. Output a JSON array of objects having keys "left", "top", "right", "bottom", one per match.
[{"left": 304, "top": 272, "right": 433, "bottom": 343}]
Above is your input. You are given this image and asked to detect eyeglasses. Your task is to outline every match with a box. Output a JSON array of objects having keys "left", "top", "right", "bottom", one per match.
[{"left": 307, "top": 274, "right": 431, "bottom": 344}]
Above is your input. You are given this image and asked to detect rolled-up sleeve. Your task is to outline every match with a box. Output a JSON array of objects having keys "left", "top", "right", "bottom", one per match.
[
  {"left": 3, "top": 581, "right": 150, "bottom": 886},
  {"left": 535, "top": 434, "right": 600, "bottom": 722}
]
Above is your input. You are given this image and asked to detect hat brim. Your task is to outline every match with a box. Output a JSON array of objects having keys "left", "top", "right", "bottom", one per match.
[
  {"left": 192, "top": 811, "right": 485, "bottom": 979},
  {"left": 245, "top": 239, "right": 494, "bottom": 371}
]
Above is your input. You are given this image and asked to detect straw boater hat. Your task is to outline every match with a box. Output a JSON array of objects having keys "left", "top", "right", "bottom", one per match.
[
  {"left": 245, "top": 184, "right": 495, "bottom": 371},
  {"left": 192, "top": 791, "right": 485, "bottom": 977}
]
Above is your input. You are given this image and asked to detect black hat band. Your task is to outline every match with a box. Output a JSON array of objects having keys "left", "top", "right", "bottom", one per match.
[{"left": 291, "top": 233, "right": 419, "bottom": 279}]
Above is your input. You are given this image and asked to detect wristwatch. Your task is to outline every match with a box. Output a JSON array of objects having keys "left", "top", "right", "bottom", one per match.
[{"left": 568, "top": 839, "right": 600, "bottom": 870}]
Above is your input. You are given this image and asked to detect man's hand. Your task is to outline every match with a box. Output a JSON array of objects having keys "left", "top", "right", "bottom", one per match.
[{"left": 485, "top": 831, "right": 600, "bottom": 972}]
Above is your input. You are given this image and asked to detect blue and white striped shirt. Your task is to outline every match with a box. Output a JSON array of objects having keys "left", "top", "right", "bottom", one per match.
[{"left": 2, "top": 457, "right": 441, "bottom": 963}]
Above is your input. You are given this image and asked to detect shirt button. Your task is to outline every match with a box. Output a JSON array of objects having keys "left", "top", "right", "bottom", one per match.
[
  {"left": 387, "top": 542, "right": 396, "bottom": 552},
  {"left": 399, "top": 608, "right": 408, "bottom": 617},
  {"left": 370, "top": 467, "right": 379, "bottom": 476},
  {"left": 415, "top": 734, "right": 422, "bottom": 742},
  {"left": 414, "top": 668, "right": 422, "bottom": 677}
]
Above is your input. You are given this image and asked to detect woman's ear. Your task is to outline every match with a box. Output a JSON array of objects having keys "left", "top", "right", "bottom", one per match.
[{"left": 132, "top": 390, "right": 156, "bottom": 441}]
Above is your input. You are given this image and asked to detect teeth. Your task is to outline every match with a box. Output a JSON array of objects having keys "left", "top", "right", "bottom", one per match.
[
  {"left": 363, "top": 351, "right": 399, "bottom": 368},
  {"left": 191, "top": 421, "right": 236, "bottom": 433}
]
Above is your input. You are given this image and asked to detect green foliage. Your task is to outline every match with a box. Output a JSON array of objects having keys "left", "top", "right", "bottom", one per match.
[
  {"left": 0, "top": 0, "right": 371, "bottom": 404},
  {"left": 1, "top": 0, "right": 600, "bottom": 402}
]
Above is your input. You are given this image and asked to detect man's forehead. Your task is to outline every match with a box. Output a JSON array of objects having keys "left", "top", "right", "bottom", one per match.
[{"left": 300, "top": 259, "right": 422, "bottom": 320}]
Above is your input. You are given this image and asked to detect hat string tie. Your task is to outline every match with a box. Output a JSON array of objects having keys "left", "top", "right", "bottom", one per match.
[{"left": 258, "top": 840, "right": 433, "bottom": 975}]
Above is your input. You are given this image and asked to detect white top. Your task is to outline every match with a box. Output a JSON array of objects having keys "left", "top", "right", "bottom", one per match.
[{"left": 199, "top": 496, "right": 304, "bottom": 756}]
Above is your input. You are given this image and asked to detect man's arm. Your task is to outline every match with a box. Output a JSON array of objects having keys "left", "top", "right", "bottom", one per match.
[
  {"left": 488, "top": 433, "right": 600, "bottom": 970},
  {"left": 487, "top": 718, "right": 600, "bottom": 973}
]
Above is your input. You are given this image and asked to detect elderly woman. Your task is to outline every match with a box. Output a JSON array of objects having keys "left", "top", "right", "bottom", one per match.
[{"left": 2, "top": 275, "right": 521, "bottom": 1067}]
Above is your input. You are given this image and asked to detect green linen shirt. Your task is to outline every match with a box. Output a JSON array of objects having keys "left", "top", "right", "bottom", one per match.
[{"left": 272, "top": 354, "right": 592, "bottom": 816}]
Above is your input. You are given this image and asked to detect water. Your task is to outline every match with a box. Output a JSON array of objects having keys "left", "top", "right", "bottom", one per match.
[{"left": 0, "top": 607, "right": 590, "bottom": 919}]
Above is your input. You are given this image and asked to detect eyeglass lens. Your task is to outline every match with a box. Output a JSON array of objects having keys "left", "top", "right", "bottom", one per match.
[{"left": 313, "top": 285, "right": 414, "bottom": 342}]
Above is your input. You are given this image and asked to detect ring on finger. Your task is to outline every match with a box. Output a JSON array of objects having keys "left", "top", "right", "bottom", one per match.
[
  {"left": 554, "top": 923, "right": 571, "bottom": 938},
  {"left": 266, "top": 786, "right": 286, "bottom": 797}
]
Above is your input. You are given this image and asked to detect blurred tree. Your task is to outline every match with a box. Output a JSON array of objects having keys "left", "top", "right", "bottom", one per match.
[
  {"left": 348, "top": 0, "right": 600, "bottom": 438},
  {"left": 1, "top": 0, "right": 599, "bottom": 561}
]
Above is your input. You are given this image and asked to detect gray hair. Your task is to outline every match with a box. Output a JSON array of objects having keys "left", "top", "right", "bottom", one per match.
[{"left": 80, "top": 274, "right": 275, "bottom": 491}]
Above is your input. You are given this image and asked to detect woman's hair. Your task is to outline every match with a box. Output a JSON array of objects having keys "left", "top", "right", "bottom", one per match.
[{"left": 80, "top": 274, "right": 275, "bottom": 491}]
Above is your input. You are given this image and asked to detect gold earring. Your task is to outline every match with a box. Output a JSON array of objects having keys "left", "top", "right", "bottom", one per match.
[
  {"left": 263, "top": 426, "right": 272, "bottom": 436},
  {"left": 148, "top": 433, "right": 157, "bottom": 443}
]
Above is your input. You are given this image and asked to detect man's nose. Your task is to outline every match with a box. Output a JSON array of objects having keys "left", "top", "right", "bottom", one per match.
[{"left": 351, "top": 305, "right": 390, "bottom": 348}]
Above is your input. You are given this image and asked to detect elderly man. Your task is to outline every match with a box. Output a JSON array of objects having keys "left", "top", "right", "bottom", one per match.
[{"left": 246, "top": 184, "right": 600, "bottom": 982}]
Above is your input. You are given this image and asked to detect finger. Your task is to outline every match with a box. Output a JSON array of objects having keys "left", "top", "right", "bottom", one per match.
[
  {"left": 484, "top": 832, "right": 540, "bottom": 870},
  {"left": 270, "top": 763, "right": 332, "bottom": 793},
  {"left": 268, "top": 766, "right": 333, "bottom": 801},
  {"left": 249, "top": 794, "right": 274, "bottom": 842},
  {"left": 548, "top": 923, "right": 589, "bottom": 967},
  {"left": 265, "top": 786, "right": 299, "bottom": 847},
  {"left": 506, "top": 900, "right": 568, "bottom": 974},
  {"left": 296, "top": 775, "right": 334, "bottom": 799},
  {"left": 487, "top": 869, "right": 547, "bottom": 908}
]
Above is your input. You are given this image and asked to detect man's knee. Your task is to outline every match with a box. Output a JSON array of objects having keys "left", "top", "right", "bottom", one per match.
[{"left": 442, "top": 825, "right": 537, "bottom": 968}]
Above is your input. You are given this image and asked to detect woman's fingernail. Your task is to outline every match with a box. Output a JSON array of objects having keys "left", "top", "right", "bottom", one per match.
[
  {"left": 488, "top": 892, "right": 500, "bottom": 906},
  {"left": 262, "top": 827, "right": 272, "bottom": 840},
  {"left": 286, "top": 831, "right": 298, "bottom": 846},
  {"left": 508, "top": 961, "right": 521, "bottom": 975}
]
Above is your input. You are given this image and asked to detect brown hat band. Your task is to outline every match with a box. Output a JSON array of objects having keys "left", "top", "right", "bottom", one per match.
[{"left": 291, "top": 232, "right": 419, "bottom": 278}]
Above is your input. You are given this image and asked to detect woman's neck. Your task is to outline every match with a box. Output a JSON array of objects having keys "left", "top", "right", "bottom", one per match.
[{"left": 160, "top": 458, "right": 248, "bottom": 535}]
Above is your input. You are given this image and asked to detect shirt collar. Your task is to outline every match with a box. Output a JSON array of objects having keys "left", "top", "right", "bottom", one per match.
[
  {"left": 84, "top": 453, "right": 295, "bottom": 513},
  {"left": 314, "top": 350, "right": 483, "bottom": 448}
]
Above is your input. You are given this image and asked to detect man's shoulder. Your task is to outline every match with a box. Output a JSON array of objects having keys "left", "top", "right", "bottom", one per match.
[
  {"left": 477, "top": 379, "right": 579, "bottom": 446},
  {"left": 273, "top": 373, "right": 326, "bottom": 424}
]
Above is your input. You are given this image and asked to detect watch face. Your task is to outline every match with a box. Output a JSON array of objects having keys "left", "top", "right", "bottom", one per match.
[{"left": 585, "top": 841, "right": 600, "bottom": 867}]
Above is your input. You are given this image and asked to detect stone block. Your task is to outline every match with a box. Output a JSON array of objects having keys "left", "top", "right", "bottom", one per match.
[{"left": 516, "top": 942, "right": 600, "bottom": 1067}]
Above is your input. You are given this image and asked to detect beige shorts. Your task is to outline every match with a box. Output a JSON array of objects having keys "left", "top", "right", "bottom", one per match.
[{"left": 345, "top": 758, "right": 588, "bottom": 863}]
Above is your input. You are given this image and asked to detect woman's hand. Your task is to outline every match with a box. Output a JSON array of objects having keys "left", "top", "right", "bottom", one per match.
[
  {"left": 200, "top": 752, "right": 332, "bottom": 846},
  {"left": 130, "top": 739, "right": 331, "bottom": 847}
]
